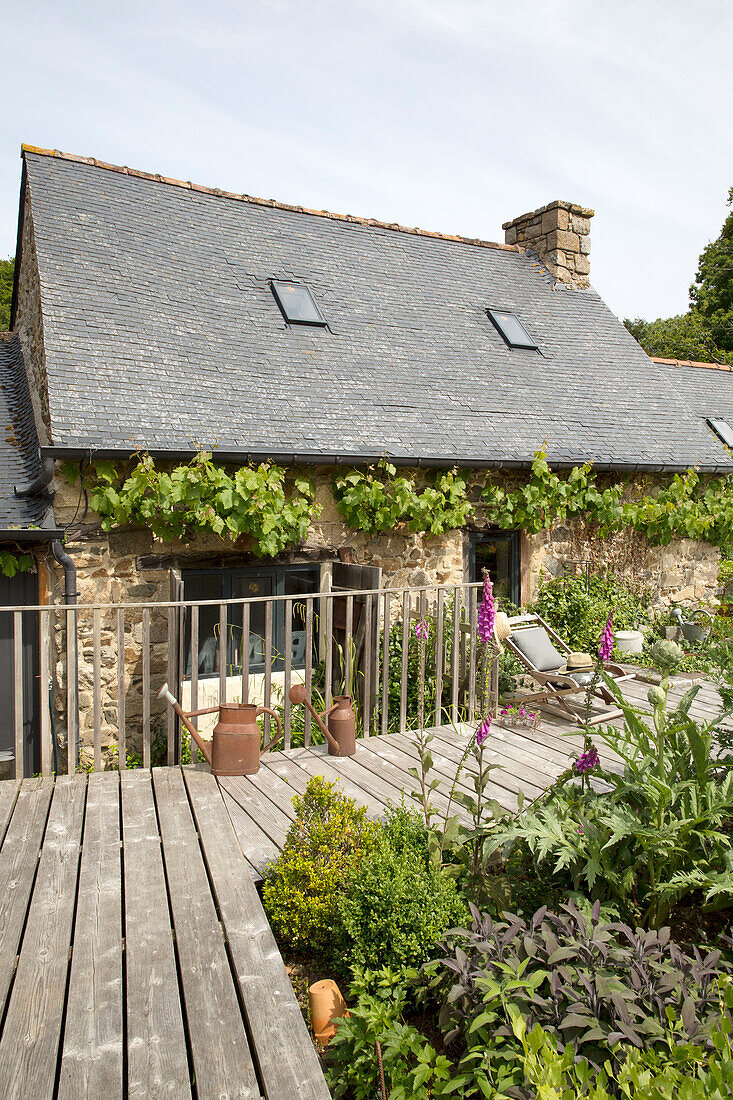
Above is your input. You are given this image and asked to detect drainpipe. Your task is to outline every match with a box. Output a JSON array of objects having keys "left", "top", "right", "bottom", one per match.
[
  {"left": 51, "top": 540, "right": 79, "bottom": 770},
  {"left": 14, "top": 455, "right": 55, "bottom": 498}
]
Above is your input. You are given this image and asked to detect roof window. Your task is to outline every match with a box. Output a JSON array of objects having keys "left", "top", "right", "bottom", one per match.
[
  {"left": 707, "top": 418, "right": 733, "bottom": 448},
  {"left": 487, "top": 309, "right": 537, "bottom": 349},
  {"left": 271, "top": 281, "right": 327, "bottom": 326}
]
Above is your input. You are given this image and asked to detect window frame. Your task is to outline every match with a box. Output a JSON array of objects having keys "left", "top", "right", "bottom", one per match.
[
  {"left": 468, "top": 530, "right": 521, "bottom": 607},
  {"left": 182, "top": 563, "right": 321, "bottom": 679},
  {"left": 270, "top": 280, "right": 328, "bottom": 327},
  {"left": 486, "top": 308, "right": 538, "bottom": 350}
]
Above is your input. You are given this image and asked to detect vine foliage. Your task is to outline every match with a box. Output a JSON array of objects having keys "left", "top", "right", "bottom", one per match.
[
  {"left": 332, "top": 462, "right": 473, "bottom": 535},
  {"left": 66, "top": 451, "right": 320, "bottom": 557},
  {"left": 0, "top": 549, "right": 34, "bottom": 578},
  {"left": 481, "top": 449, "right": 733, "bottom": 547}
]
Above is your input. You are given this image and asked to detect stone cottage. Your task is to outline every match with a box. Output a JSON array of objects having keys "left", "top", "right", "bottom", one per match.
[{"left": 4, "top": 143, "right": 733, "bottom": 763}]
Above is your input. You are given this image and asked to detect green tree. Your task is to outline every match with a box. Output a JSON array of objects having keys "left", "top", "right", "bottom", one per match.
[
  {"left": 690, "top": 186, "right": 733, "bottom": 351},
  {"left": 624, "top": 311, "right": 733, "bottom": 364},
  {"left": 0, "top": 257, "right": 13, "bottom": 331},
  {"left": 625, "top": 186, "right": 733, "bottom": 364}
]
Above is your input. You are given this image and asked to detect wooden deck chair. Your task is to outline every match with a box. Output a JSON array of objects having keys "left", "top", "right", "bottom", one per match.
[{"left": 498, "top": 612, "right": 636, "bottom": 726}]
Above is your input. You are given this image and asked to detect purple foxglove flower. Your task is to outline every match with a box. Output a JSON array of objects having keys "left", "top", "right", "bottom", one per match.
[
  {"left": 577, "top": 826, "right": 584, "bottom": 835},
  {"left": 575, "top": 745, "right": 600, "bottom": 773},
  {"left": 599, "top": 614, "right": 614, "bottom": 664},
  {"left": 476, "top": 716, "right": 491, "bottom": 746},
  {"left": 477, "top": 575, "right": 496, "bottom": 645},
  {"left": 414, "top": 618, "right": 428, "bottom": 641}
]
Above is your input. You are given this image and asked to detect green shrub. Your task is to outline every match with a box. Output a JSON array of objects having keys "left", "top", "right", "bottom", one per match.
[
  {"left": 532, "top": 571, "right": 653, "bottom": 653},
  {"left": 326, "top": 965, "right": 451, "bottom": 1100},
  {"left": 261, "top": 776, "right": 379, "bottom": 957},
  {"left": 338, "top": 805, "right": 466, "bottom": 970}
]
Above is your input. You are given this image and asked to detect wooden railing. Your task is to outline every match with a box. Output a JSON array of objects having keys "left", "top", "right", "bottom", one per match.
[{"left": 0, "top": 582, "right": 485, "bottom": 778}]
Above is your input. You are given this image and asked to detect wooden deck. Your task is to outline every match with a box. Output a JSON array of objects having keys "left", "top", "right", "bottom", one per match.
[
  {"left": 0, "top": 671, "right": 724, "bottom": 1098},
  {"left": 0, "top": 767, "right": 330, "bottom": 1100},
  {"left": 220, "top": 671, "right": 730, "bottom": 878}
]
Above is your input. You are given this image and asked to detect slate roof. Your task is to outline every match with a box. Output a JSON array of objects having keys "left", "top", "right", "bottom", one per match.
[
  {"left": 0, "top": 335, "right": 54, "bottom": 534},
  {"left": 20, "top": 148, "right": 733, "bottom": 472}
]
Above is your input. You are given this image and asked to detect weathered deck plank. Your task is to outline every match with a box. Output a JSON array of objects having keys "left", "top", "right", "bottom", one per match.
[
  {"left": 153, "top": 768, "right": 260, "bottom": 1100},
  {"left": 58, "top": 772, "right": 123, "bottom": 1100},
  {"left": 121, "top": 769, "right": 191, "bottom": 1099},
  {"left": 0, "top": 774, "right": 86, "bottom": 1099},
  {"left": 184, "top": 768, "right": 331, "bottom": 1100},
  {"left": 0, "top": 778, "right": 54, "bottom": 1021}
]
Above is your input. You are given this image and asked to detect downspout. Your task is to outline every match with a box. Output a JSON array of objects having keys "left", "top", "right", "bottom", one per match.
[{"left": 51, "top": 539, "right": 79, "bottom": 770}]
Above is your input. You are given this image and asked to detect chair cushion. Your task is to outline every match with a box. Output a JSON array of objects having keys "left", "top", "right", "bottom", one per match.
[{"left": 511, "top": 626, "right": 566, "bottom": 672}]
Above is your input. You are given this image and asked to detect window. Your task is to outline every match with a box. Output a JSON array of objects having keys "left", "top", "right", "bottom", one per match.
[
  {"left": 469, "top": 531, "right": 520, "bottom": 605},
  {"left": 271, "top": 281, "right": 327, "bottom": 326},
  {"left": 707, "top": 418, "right": 733, "bottom": 449},
  {"left": 486, "top": 309, "right": 537, "bottom": 349},
  {"left": 182, "top": 565, "right": 321, "bottom": 678}
]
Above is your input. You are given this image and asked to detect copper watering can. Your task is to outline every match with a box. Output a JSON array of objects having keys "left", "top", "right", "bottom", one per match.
[
  {"left": 157, "top": 683, "right": 283, "bottom": 775},
  {"left": 288, "top": 685, "right": 356, "bottom": 757}
]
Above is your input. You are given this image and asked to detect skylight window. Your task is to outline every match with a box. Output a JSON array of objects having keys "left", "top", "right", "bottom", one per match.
[
  {"left": 486, "top": 309, "right": 537, "bottom": 350},
  {"left": 707, "top": 418, "right": 733, "bottom": 448},
  {"left": 271, "top": 281, "right": 327, "bottom": 326}
]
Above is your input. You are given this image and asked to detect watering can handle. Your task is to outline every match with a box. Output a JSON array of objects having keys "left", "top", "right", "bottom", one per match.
[{"left": 257, "top": 707, "right": 284, "bottom": 755}]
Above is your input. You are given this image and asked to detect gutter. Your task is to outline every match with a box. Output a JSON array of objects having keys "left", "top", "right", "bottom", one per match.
[{"left": 40, "top": 445, "right": 733, "bottom": 477}]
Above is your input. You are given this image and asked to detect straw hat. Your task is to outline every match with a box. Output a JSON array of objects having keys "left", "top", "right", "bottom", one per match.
[
  {"left": 561, "top": 652, "right": 594, "bottom": 672},
  {"left": 493, "top": 612, "right": 513, "bottom": 652}
]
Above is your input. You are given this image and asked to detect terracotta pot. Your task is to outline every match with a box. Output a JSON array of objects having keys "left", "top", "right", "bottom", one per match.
[{"left": 309, "top": 979, "right": 348, "bottom": 1045}]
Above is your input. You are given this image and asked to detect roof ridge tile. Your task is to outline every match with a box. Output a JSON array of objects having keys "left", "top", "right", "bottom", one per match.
[{"left": 21, "top": 143, "right": 519, "bottom": 254}]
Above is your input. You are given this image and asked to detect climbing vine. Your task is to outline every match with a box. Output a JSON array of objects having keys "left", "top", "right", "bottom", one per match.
[
  {"left": 0, "top": 549, "right": 35, "bottom": 578},
  {"left": 481, "top": 449, "right": 733, "bottom": 547},
  {"left": 332, "top": 462, "right": 473, "bottom": 535},
  {"left": 65, "top": 451, "right": 320, "bottom": 557},
  {"left": 63, "top": 447, "right": 733, "bottom": 551}
]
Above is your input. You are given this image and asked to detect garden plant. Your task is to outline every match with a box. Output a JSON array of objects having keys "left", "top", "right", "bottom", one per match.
[{"left": 260, "top": 574, "right": 733, "bottom": 1098}]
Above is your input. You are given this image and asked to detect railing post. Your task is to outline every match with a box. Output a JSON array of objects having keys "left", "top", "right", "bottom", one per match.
[
  {"left": 190, "top": 604, "right": 199, "bottom": 763},
  {"left": 117, "top": 609, "right": 125, "bottom": 771},
  {"left": 264, "top": 600, "right": 273, "bottom": 736},
  {"left": 167, "top": 605, "right": 177, "bottom": 766},
  {"left": 13, "top": 610, "right": 23, "bottom": 781},
  {"left": 380, "top": 591, "right": 390, "bottom": 736},
  {"left": 434, "top": 588, "right": 444, "bottom": 728},
  {"left": 240, "top": 602, "right": 250, "bottom": 706},
  {"left": 363, "top": 593, "right": 373, "bottom": 736},
  {"left": 345, "top": 595, "right": 354, "bottom": 697},
  {"left": 468, "top": 586, "right": 478, "bottom": 724},
  {"left": 142, "top": 608, "right": 151, "bottom": 769},
  {"left": 68, "top": 606, "right": 79, "bottom": 775},
  {"left": 400, "top": 590, "right": 410, "bottom": 734},
  {"left": 451, "top": 587, "right": 461, "bottom": 725},
  {"left": 218, "top": 602, "right": 227, "bottom": 707},
  {"left": 304, "top": 597, "right": 313, "bottom": 746},
  {"left": 283, "top": 598, "right": 292, "bottom": 750},
  {"left": 93, "top": 607, "right": 102, "bottom": 773}
]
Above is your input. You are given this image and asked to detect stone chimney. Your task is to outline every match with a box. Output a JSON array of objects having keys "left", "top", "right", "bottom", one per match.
[{"left": 502, "top": 200, "right": 594, "bottom": 288}]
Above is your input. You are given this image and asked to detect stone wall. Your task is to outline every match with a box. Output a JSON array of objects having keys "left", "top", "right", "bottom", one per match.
[
  {"left": 502, "top": 200, "right": 593, "bottom": 288},
  {"left": 47, "top": 463, "right": 722, "bottom": 765}
]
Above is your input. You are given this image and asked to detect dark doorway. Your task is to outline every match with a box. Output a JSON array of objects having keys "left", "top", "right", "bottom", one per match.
[
  {"left": 0, "top": 572, "right": 40, "bottom": 776},
  {"left": 469, "top": 531, "right": 520, "bottom": 606}
]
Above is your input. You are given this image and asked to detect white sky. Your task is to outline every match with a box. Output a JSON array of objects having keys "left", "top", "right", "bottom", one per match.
[{"left": 2, "top": 0, "right": 732, "bottom": 320}]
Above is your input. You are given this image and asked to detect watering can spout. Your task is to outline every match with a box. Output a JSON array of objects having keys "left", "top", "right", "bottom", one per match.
[{"left": 288, "top": 685, "right": 356, "bottom": 757}]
